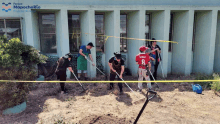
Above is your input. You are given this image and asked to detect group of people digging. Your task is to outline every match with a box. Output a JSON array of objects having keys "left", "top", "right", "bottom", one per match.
[{"left": 55, "top": 39, "right": 161, "bottom": 95}]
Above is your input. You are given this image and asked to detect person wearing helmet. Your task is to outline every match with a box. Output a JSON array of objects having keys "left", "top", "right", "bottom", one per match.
[
  {"left": 135, "top": 46, "right": 152, "bottom": 92},
  {"left": 108, "top": 52, "right": 125, "bottom": 95},
  {"left": 55, "top": 53, "right": 74, "bottom": 94}
]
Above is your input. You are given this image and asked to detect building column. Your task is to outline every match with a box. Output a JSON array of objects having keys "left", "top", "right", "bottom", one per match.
[
  {"left": 193, "top": 10, "right": 218, "bottom": 74},
  {"left": 31, "top": 11, "right": 41, "bottom": 50},
  {"left": 214, "top": 11, "right": 220, "bottom": 72},
  {"left": 24, "top": 11, "right": 35, "bottom": 47},
  {"left": 104, "top": 10, "right": 120, "bottom": 74},
  {"left": 127, "top": 10, "right": 145, "bottom": 76},
  {"left": 55, "top": 9, "right": 71, "bottom": 78},
  {"left": 185, "top": 10, "right": 195, "bottom": 75},
  {"left": 171, "top": 10, "right": 194, "bottom": 75},
  {"left": 55, "top": 9, "right": 70, "bottom": 57},
  {"left": 151, "top": 10, "right": 170, "bottom": 77},
  {"left": 208, "top": 10, "right": 218, "bottom": 73},
  {"left": 80, "top": 10, "right": 96, "bottom": 78}
]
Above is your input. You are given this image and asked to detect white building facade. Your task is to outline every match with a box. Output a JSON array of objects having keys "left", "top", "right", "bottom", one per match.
[{"left": 0, "top": 0, "right": 220, "bottom": 78}]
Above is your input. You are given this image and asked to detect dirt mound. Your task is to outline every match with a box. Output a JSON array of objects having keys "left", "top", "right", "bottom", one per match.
[{"left": 79, "top": 114, "right": 131, "bottom": 124}]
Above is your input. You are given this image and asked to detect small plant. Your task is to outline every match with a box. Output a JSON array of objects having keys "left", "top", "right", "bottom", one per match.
[
  {"left": 54, "top": 117, "right": 67, "bottom": 124},
  {"left": 65, "top": 97, "right": 76, "bottom": 101},
  {"left": 54, "top": 119, "right": 65, "bottom": 124},
  {"left": 211, "top": 73, "right": 220, "bottom": 92}
]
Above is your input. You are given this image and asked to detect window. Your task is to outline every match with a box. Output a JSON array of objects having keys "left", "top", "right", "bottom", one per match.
[
  {"left": 120, "top": 14, "right": 127, "bottom": 52},
  {"left": 145, "top": 14, "right": 151, "bottom": 46},
  {"left": 95, "top": 14, "right": 105, "bottom": 52},
  {"left": 192, "top": 13, "right": 196, "bottom": 51},
  {"left": 0, "top": 19, "right": 22, "bottom": 40},
  {"left": 68, "top": 14, "right": 81, "bottom": 53},
  {"left": 169, "top": 14, "right": 174, "bottom": 52},
  {"left": 38, "top": 13, "right": 57, "bottom": 54}
]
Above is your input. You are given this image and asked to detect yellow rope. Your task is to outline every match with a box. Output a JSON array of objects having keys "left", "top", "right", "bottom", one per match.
[{"left": 85, "top": 33, "right": 178, "bottom": 44}]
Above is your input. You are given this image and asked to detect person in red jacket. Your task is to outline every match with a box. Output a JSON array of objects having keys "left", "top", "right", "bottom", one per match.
[{"left": 135, "top": 46, "right": 152, "bottom": 92}]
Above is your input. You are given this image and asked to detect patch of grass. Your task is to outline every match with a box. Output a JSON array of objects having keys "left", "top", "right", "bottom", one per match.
[
  {"left": 54, "top": 117, "right": 66, "bottom": 124},
  {"left": 195, "top": 74, "right": 213, "bottom": 89},
  {"left": 211, "top": 73, "right": 220, "bottom": 92},
  {"left": 65, "top": 97, "right": 76, "bottom": 101},
  {"left": 54, "top": 119, "right": 65, "bottom": 124}
]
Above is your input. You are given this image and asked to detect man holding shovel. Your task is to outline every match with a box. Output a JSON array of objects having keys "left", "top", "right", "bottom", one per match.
[
  {"left": 108, "top": 52, "right": 125, "bottom": 95},
  {"left": 55, "top": 53, "right": 74, "bottom": 94},
  {"left": 77, "top": 42, "right": 95, "bottom": 80}
]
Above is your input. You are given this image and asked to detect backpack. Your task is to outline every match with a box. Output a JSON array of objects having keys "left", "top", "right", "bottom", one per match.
[{"left": 192, "top": 84, "right": 203, "bottom": 94}]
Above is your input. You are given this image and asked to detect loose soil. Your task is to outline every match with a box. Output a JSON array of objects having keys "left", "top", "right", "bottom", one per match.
[{"left": 0, "top": 75, "right": 220, "bottom": 124}]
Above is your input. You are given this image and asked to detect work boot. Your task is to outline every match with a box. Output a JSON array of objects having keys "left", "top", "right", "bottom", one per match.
[
  {"left": 137, "top": 89, "right": 142, "bottom": 92},
  {"left": 61, "top": 91, "right": 64, "bottom": 94},
  {"left": 119, "top": 91, "right": 124, "bottom": 95},
  {"left": 61, "top": 89, "right": 68, "bottom": 94},
  {"left": 148, "top": 88, "right": 152, "bottom": 91},
  {"left": 64, "top": 89, "right": 68, "bottom": 94},
  {"left": 107, "top": 85, "right": 113, "bottom": 90}
]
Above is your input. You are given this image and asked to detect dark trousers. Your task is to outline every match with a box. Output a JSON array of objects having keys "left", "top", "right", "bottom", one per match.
[
  {"left": 153, "top": 62, "right": 159, "bottom": 80},
  {"left": 110, "top": 73, "right": 123, "bottom": 92},
  {"left": 57, "top": 71, "right": 66, "bottom": 91},
  {"left": 150, "top": 62, "right": 159, "bottom": 80}
]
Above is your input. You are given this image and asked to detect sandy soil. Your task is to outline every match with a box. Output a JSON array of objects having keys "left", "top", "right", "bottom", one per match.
[{"left": 0, "top": 75, "right": 220, "bottom": 124}]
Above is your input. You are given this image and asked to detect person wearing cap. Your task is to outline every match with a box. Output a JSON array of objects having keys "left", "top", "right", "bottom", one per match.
[
  {"left": 55, "top": 53, "right": 74, "bottom": 94},
  {"left": 136, "top": 46, "right": 152, "bottom": 91},
  {"left": 148, "top": 38, "right": 161, "bottom": 80},
  {"left": 77, "top": 42, "right": 95, "bottom": 80},
  {"left": 137, "top": 48, "right": 155, "bottom": 78},
  {"left": 108, "top": 52, "right": 125, "bottom": 94}
]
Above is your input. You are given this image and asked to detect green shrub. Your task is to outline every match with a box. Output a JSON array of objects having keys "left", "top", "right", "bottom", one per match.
[
  {"left": 0, "top": 37, "right": 47, "bottom": 111},
  {"left": 211, "top": 73, "right": 220, "bottom": 92},
  {"left": 0, "top": 37, "right": 47, "bottom": 68},
  {"left": 195, "top": 73, "right": 214, "bottom": 89},
  {"left": 0, "top": 67, "right": 36, "bottom": 110},
  {"left": 0, "top": 35, "right": 7, "bottom": 43}
]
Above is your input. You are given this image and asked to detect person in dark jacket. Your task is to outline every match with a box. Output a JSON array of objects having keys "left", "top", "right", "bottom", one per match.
[
  {"left": 108, "top": 52, "right": 125, "bottom": 94},
  {"left": 55, "top": 53, "right": 74, "bottom": 94},
  {"left": 148, "top": 38, "right": 161, "bottom": 80}
]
